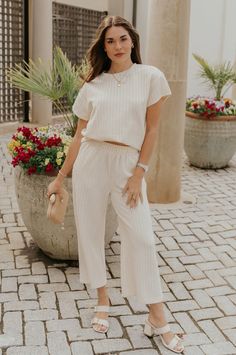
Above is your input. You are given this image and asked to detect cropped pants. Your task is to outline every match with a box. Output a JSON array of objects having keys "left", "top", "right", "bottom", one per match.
[{"left": 72, "top": 139, "right": 163, "bottom": 304}]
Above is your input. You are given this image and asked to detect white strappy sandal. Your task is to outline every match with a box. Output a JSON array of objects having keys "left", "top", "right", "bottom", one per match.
[
  {"left": 144, "top": 319, "right": 184, "bottom": 354},
  {"left": 91, "top": 305, "right": 110, "bottom": 333}
]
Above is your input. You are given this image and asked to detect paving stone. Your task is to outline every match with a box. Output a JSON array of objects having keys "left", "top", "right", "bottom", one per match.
[
  {"left": 4, "top": 300, "right": 39, "bottom": 311},
  {"left": 108, "top": 287, "right": 126, "bottom": 305},
  {"left": 190, "top": 289, "right": 215, "bottom": 308},
  {"left": 206, "top": 286, "right": 235, "bottom": 297},
  {"left": 184, "top": 279, "right": 214, "bottom": 290},
  {"left": 198, "top": 320, "right": 226, "bottom": 342},
  {"left": 222, "top": 329, "right": 236, "bottom": 346},
  {"left": 3, "top": 311, "right": 22, "bottom": 335},
  {"left": 200, "top": 341, "right": 236, "bottom": 355},
  {"left": 163, "top": 272, "right": 192, "bottom": 283},
  {"left": 167, "top": 300, "right": 199, "bottom": 312},
  {"left": 46, "top": 319, "right": 81, "bottom": 332},
  {"left": 184, "top": 265, "right": 205, "bottom": 279},
  {"left": 66, "top": 273, "right": 84, "bottom": 290},
  {"left": 19, "top": 284, "right": 37, "bottom": 300},
  {"left": 57, "top": 293, "right": 79, "bottom": 318},
  {"left": 47, "top": 331, "right": 71, "bottom": 355},
  {"left": 107, "top": 317, "right": 124, "bottom": 338},
  {"left": 92, "top": 338, "right": 132, "bottom": 353},
  {"left": 48, "top": 267, "right": 66, "bottom": 283},
  {"left": 173, "top": 312, "right": 200, "bottom": 333},
  {"left": 71, "top": 341, "right": 93, "bottom": 355},
  {"left": 6, "top": 346, "right": 48, "bottom": 355},
  {"left": 15, "top": 255, "right": 30, "bottom": 268},
  {"left": 204, "top": 270, "right": 227, "bottom": 286},
  {"left": 198, "top": 261, "right": 225, "bottom": 271},
  {"left": 32, "top": 262, "right": 47, "bottom": 274},
  {"left": 126, "top": 325, "right": 152, "bottom": 348},
  {"left": 18, "top": 275, "right": 48, "bottom": 284},
  {"left": 8, "top": 232, "right": 25, "bottom": 249},
  {"left": 111, "top": 305, "right": 132, "bottom": 316},
  {"left": 121, "top": 350, "right": 159, "bottom": 355},
  {"left": 120, "top": 314, "right": 147, "bottom": 326},
  {"left": 215, "top": 316, "right": 236, "bottom": 330},
  {"left": 24, "top": 309, "right": 58, "bottom": 321},
  {"left": 1, "top": 277, "right": 17, "bottom": 292},
  {"left": 68, "top": 327, "right": 105, "bottom": 341},
  {"left": 0, "top": 261, "right": 14, "bottom": 269},
  {"left": 213, "top": 295, "right": 236, "bottom": 316},
  {"left": 190, "top": 308, "right": 223, "bottom": 321},
  {"left": 165, "top": 258, "right": 186, "bottom": 272},
  {"left": 183, "top": 332, "right": 211, "bottom": 346},
  {"left": 219, "top": 266, "right": 236, "bottom": 277},
  {"left": 183, "top": 346, "right": 205, "bottom": 355},
  {"left": 168, "top": 282, "right": 192, "bottom": 300},
  {"left": 109, "top": 262, "right": 120, "bottom": 277},
  {"left": 0, "top": 334, "right": 23, "bottom": 348},
  {"left": 37, "top": 283, "right": 69, "bottom": 292},
  {"left": 2, "top": 268, "right": 31, "bottom": 277},
  {"left": 25, "top": 321, "right": 46, "bottom": 345},
  {"left": 39, "top": 292, "right": 57, "bottom": 309}
]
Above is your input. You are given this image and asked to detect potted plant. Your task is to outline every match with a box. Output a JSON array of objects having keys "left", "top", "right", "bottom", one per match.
[
  {"left": 7, "top": 47, "right": 118, "bottom": 260},
  {"left": 184, "top": 53, "right": 236, "bottom": 169}
]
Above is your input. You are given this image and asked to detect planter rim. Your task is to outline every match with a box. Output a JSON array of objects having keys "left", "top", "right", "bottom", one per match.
[{"left": 185, "top": 111, "right": 236, "bottom": 122}]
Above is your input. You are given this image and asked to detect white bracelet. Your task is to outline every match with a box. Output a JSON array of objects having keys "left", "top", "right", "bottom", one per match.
[
  {"left": 58, "top": 170, "right": 67, "bottom": 178},
  {"left": 136, "top": 162, "right": 148, "bottom": 173}
]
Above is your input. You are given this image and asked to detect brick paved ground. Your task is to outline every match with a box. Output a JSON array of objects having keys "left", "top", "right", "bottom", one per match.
[{"left": 1, "top": 131, "right": 236, "bottom": 355}]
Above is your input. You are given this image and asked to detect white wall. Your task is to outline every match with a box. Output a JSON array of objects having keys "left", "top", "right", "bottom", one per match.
[
  {"left": 187, "top": 0, "right": 236, "bottom": 98},
  {"left": 136, "top": 0, "right": 150, "bottom": 63}
]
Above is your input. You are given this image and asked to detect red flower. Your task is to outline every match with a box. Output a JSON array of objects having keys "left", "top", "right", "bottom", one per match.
[
  {"left": 45, "top": 163, "right": 53, "bottom": 172},
  {"left": 45, "top": 136, "right": 62, "bottom": 147},
  {"left": 27, "top": 166, "right": 37, "bottom": 175},
  {"left": 17, "top": 126, "right": 32, "bottom": 139},
  {"left": 12, "top": 157, "right": 19, "bottom": 167}
]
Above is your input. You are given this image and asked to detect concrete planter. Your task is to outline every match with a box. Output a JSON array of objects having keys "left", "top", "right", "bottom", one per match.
[
  {"left": 184, "top": 112, "right": 236, "bottom": 169},
  {"left": 14, "top": 166, "right": 118, "bottom": 260}
]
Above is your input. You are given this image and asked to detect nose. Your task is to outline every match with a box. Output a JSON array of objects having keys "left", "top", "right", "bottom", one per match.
[{"left": 115, "top": 41, "right": 122, "bottom": 50}]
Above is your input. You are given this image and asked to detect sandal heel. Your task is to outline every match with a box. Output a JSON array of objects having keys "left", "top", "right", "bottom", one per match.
[{"left": 144, "top": 321, "right": 154, "bottom": 337}]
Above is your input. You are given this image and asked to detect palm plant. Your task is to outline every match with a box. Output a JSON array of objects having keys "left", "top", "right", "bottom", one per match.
[
  {"left": 8, "top": 46, "right": 89, "bottom": 136},
  {"left": 193, "top": 53, "right": 236, "bottom": 100}
]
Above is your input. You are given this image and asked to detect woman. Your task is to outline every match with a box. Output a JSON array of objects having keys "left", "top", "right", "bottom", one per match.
[{"left": 47, "top": 15, "right": 184, "bottom": 353}]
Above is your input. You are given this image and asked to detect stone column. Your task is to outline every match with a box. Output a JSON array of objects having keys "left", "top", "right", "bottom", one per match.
[
  {"left": 107, "top": 0, "right": 133, "bottom": 23},
  {"left": 30, "top": 0, "right": 52, "bottom": 124},
  {"left": 145, "top": 0, "right": 191, "bottom": 203}
]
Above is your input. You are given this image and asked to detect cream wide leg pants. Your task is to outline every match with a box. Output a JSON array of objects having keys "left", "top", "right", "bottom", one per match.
[{"left": 72, "top": 139, "right": 163, "bottom": 304}]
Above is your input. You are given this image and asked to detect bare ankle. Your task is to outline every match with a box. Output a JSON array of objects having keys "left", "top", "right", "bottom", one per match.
[{"left": 97, "top": 286, "right": 109, "bottom": 304}]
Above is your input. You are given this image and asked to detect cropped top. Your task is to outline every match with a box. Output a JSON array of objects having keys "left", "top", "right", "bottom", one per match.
[{"left": 72, "top": 63, "right": 171, "bottom": 150}]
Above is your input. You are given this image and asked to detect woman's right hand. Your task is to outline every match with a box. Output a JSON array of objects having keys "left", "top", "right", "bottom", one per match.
[{"left": 47, "top": 177, "right": 64, "bottom": 199}]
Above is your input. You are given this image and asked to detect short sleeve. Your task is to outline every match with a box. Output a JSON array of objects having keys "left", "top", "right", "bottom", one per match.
[
  {"left": 147, "top": 70, "right": 172, "bottom": 107},
  {"left": 72, "top": 83, "right": 90, "bottom": 121}
]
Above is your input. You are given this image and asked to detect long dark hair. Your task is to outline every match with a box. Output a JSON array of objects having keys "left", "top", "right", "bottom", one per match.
[{"left": 85, "top": 15, "right": 142, "bottom": 82}]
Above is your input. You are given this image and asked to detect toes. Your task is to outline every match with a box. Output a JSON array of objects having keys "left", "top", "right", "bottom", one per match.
[
  {"left": 174, "top": 340, "right": 184, "bottom": 352},
  {"left": 93, "top": 323, "right": 107, "bottom": 333}
]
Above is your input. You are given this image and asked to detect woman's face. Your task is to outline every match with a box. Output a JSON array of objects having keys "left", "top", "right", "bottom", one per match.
[{"left": 104, "top": 26, "right": 133, "bottom": 64}]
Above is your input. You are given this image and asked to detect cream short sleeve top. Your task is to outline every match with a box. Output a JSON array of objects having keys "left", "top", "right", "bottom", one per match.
[{"left": 72, "top": 63, "right": 171, "bottom": 151}]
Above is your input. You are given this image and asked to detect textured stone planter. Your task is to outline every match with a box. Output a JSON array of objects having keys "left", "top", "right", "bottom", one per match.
[
  {"left": 184, "top": 112, "right": 236, "bottom": 169},
  {"left": 14, "top": 167, "right": 118, "bottom": 260}
]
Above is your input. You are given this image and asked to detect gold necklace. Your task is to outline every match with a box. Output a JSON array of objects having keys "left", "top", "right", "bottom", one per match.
[{"left": 111, "top": 64, "right": 134, "bottom": 87}]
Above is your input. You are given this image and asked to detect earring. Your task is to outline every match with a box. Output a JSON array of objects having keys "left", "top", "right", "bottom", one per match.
[{"left": 131, "top": 43, "right": 134, "bottom": 48}]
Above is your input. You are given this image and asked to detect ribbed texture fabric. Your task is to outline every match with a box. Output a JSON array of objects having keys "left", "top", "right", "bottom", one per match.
[
  {"left": 72, "top": 64, "right": 171, "bottom": 151},
  {"left": 72, "top": 140, "right": 163, "bottom": 304}
]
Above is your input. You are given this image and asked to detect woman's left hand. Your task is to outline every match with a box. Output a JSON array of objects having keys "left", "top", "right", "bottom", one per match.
[{"left": 122, "top": 174, "right": 143, "bottom": 208}]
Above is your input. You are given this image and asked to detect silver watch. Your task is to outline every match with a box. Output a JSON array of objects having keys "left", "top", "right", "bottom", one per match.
[{"left": 136, "top": 162, "right": 148, "bottom": 173}]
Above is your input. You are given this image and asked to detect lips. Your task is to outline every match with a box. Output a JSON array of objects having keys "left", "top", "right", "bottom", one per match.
[{"left": 115, "top": 53, "right": 124, "bottom": 57}]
